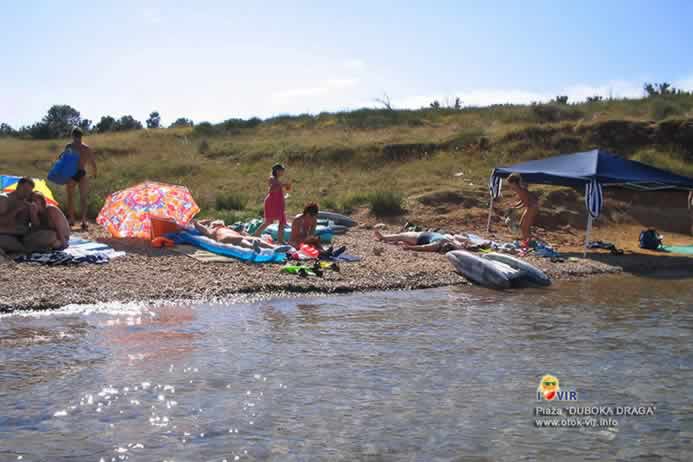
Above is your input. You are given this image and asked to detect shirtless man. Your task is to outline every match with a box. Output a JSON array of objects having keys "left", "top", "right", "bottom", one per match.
[
  {"left": 0, "top": 177, "right": 36, "bottom": 254},
  {"left": 65, "top": 127, "right": 97, "bottom": 230},
  {"left": 192, "top": 219, "right": 291, "bottom": 253},
  {"left": 26, "top": 192, "right": 71, "bottom": 251}
]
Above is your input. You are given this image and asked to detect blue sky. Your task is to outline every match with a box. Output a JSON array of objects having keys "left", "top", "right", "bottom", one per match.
[{"left": 2, "top": 0, "right": 693, "bottom": 127}]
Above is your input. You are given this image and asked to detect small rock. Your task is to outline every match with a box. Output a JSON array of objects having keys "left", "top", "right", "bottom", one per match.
[
  {"left": 373, "top": 247, "right": 384, "bottom": 256},
  {"left": 374, "top": 223, "right": 387, "bottom": 230}
]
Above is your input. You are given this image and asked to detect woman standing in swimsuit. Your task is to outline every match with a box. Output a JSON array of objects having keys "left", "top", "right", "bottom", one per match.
[{"left": 254, "top": 163, "right": 291, "bottom": 244}]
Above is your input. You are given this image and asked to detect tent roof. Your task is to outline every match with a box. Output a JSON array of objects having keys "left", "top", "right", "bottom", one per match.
[{"left": 492, "top": 149, "right": 693, "bottom": 190}]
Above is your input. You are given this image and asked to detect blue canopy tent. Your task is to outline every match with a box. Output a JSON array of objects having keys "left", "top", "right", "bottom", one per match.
[{"left": 487, "top": 149, "right": 693, "bottom": 255}]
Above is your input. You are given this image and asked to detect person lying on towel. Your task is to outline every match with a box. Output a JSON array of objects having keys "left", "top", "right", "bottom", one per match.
[
  {"left": 374, "top": 230, "right": 469, "bottom": 252},
  {"left": 192, "top": 219, "right": 291, "bottom": 253}
]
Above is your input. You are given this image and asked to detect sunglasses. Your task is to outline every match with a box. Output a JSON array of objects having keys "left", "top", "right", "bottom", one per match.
[{"left": 543, "top": 381, "right": 557, "bottom": 387}]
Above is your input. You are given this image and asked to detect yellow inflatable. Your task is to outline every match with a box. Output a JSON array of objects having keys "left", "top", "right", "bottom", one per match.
[{"left": 1, "top": 176, "right": 59, "bottom": 206}]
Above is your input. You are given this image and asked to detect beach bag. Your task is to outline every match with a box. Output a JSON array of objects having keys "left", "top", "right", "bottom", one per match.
[
  {"left": 47, "top": 150, "right": 80, "bottom": 185},
  {"left": 639, "top": 229, "right": 662, "bottom": 250}
]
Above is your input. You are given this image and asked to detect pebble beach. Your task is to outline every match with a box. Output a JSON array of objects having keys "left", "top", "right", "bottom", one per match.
[{"left": 5, "top": 223, "right": 691, "bottom": 312}]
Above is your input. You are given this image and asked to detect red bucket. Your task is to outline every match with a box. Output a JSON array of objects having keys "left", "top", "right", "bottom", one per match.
[{"left": 150, "top": 216, "right": 181, "bottom": 239}]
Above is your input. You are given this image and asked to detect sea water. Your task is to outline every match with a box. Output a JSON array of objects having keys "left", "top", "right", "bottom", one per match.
[{"left": 0, "top": 273, "right": 691, "bottom": 461}]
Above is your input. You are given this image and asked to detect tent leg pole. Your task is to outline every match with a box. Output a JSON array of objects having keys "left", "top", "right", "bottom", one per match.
[
  {"left": 584, "top": 214, "right": 593, "bottom": 258},
  {"left": 486, "top": 197, "right": 494, "bottom": 233}
]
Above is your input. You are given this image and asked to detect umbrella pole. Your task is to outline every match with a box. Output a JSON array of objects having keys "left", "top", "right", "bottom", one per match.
[
  {"left": 583, "top": 213, "right": 593, "bottom": 257},
  {"left": 486, "top": 197, "right": 494, "bottom": 232}
]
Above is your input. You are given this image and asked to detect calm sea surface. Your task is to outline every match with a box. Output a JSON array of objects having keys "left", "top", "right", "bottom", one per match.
[{"left": 1, "top": 273, "right": 691, "bottom": 461}]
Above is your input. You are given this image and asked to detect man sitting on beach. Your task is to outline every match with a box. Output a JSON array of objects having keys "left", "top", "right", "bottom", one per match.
[
  {"left": 192, "top": 219, "right": 291, "bottom": 253},
  {"left": 27, "top": 192, "right": 71, "bottom": 251},
  {"left": 0, "top": 177, "right": 36, "bottom": 254}
]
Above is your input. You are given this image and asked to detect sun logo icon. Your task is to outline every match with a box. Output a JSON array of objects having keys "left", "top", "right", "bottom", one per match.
[{"left": 538, "top": 374, "right": 560, "bottom": 401}]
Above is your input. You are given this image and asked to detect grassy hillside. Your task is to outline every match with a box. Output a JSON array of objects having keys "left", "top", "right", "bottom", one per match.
[{"left": 1, "top": 95, "right": 692, "bottom": 225}]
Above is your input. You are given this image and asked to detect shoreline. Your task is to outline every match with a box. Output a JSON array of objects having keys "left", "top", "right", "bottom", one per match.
[{"left": 3, "top": 226, "right": 691, "bottom": 313}]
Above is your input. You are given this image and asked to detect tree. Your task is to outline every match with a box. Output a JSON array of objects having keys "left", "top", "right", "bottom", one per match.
[
  {"left": 42, "top": 104, "right": 82, "bottom": 138},
  {"left": 586, "top": 96, "right": 603, "bottom": 103},
  {"left": 0, "top": 123, "right": 15, "bottom": 137},
  {"left": 644, "top": 82, "right": 678, "bottom": 97},
  {"left": 429, "top": 100, "right": 441, "bottom": 109},
  {"left": 169, "top": 117, "right": 194, "bottom": 128},
  {"left": 114, "top": 115, "right": 143, "bottom": 131},
  {"left": 454, "top": 97, "right": 462, "bottom": 111},
  {"left": 374, "top": 93, "right": 393, "bottom": 111},
  {"left": 146, "top": 111, "right": 161, "bottom": 129},
  {"left": 95, "top": 115, "right": 116, "bottom": 133},
  {"left": 644, "top": 83, "right": 656, "bottom": 97},
  {"left": 554, "top": 95, "right": 569, "bottom": 104}
]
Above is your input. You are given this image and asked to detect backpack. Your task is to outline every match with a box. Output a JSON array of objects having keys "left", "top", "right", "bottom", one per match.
[{"left": 639, "top": 229, "right": 662, "bottom": 250}]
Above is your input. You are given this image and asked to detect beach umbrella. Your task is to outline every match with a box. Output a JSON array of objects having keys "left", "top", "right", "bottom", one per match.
[
  {"left": 96, "top": 181, "right": 200, "bottom": 239},
  {"left": 1, "top": 175, "right": 59, "bottom": 206}
]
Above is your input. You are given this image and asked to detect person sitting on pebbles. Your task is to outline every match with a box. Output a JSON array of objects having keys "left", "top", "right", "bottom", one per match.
[
  {"left": 374, "top": 230, "right": 469, "bottom": 252},
  {"left": 28, "top": 192, "right": 71, "bottom": 250},
  {"left": 290, "top": 203, "right": 345, "bottom": 257},
  {"left": 192, "top": 219, "right": 291, "bottom": 254}
]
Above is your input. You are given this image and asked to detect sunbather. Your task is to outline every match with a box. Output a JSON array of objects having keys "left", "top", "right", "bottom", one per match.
[
  {"left": 374, "top": 230, "right": 469, "bottom": 252},
  {"left": 0, "top": 177, "right": 35, "bottom": 254},
  {"left": 192, "top": 219, "right": 290, "bottom": 253},
  {"left": 26, "top": 192, "right": 71, "bottom": 251}
]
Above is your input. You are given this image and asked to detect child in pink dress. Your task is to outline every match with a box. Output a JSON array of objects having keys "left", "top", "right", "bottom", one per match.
[{"left": 254, "top": 163, "right": 290, "bottom": 244}]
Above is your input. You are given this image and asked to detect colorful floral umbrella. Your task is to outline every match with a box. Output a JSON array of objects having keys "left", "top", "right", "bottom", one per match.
[
  {"left": 1, "top": 175, "right": 59, "bottom": 206},
  {"left": 97, "top": 181, "right": 200, "bottom": 239}
]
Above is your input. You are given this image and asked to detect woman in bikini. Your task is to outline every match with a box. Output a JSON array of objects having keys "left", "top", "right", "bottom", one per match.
[{"left": 505, "top": 173, "right": 539, "bottom": 246}]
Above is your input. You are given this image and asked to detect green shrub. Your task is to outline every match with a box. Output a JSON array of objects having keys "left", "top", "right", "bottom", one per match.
[
  {"left": 215, "top": 191, "right": 247, "bottom": 210},
  {"left": 320, "top": 197, "right": 339, "bottom": 211},
  {"left": 340, "top": 192, "right": 371, "bottom": 213},
  {"left": 198, "top": 139, "right": 210, "bottom": 154},
  {"left": 198, "top": 208, "right": 258, "bottom": 224},
  {"left": 366, "top": 191, "right": 405, "bottom": 216},
  {"left": 650, "top": 100, "right": 682, "bottom": 120},
  {"left": 193, "top": 122, "right": 217, "bottom": 137},
  {"left": 531, "top": 104, "right": 584, "bottom": 123}
]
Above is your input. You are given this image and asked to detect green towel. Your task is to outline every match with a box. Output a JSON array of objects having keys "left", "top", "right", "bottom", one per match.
[{"left": 660, "top": 244, "right": 693, "bottom": 255}]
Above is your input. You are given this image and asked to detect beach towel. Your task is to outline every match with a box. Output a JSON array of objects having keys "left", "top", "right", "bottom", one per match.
[
  {"left": 660, "top": 244, "right": 693, "bottom": 255},
  {"left": 14, "top": 237, "right": 125, "bottom": 266}
]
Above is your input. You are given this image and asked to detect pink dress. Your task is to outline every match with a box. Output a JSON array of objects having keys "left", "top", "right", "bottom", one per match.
[{"left": 263, "top": 176, "right": 286, "bottom": 225}]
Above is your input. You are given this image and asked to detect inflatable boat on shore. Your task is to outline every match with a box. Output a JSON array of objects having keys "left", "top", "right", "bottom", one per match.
[{"left": 446, "top": 250, "right": 551, "bottom": 289}]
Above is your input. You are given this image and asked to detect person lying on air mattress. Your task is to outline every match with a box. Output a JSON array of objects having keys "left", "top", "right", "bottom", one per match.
[{"left": 192, "top": 219, "right": 291, "bottom": 253}]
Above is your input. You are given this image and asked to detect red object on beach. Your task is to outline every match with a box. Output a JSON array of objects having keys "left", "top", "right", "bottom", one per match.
[
  {"left": 151, "top": 236, "right": 175, "bottom": 248},
  {"left": 299, "top": 244, "right": 319, "bottom": 259},
  {"left": 151, "top": 216, "right": 182, "bottom": 239}
]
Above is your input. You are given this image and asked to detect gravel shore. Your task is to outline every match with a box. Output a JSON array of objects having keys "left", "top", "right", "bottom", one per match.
[{"left": 1, "top": 226, "right": 691, "bottom": 312}]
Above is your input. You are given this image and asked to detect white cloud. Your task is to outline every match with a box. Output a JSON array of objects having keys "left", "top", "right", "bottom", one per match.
[
  {"left": 396, "top": 79, "right": 656, "bottom": 110},
  {"left": 272, "top": 78, "right": 359, "bottom": 104},
  {"left": 141, "top": 7, "right": 163, "bottom": 24},
  {"left": 342, "top": 59, "right": 366, "bottom": 71},
  {"left": 674, "top": 75, "right": 693, "bottom": 91}
]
